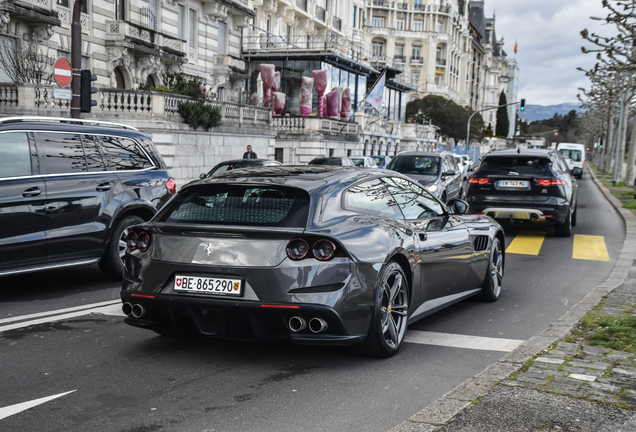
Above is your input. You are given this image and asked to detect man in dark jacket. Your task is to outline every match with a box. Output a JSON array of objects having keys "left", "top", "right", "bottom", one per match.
[{"left": 243, "top": 145, "right": 258, "bottom": 159}]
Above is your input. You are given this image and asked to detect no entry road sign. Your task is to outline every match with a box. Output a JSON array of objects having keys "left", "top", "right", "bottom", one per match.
[{"left": 53, "top": 58, "right": 72, "bottom": 87}]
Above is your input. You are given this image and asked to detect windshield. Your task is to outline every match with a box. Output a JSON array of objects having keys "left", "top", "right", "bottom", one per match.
[
  {"left": 159, "top": 185, "right": 310, "bottom": 227},
  {"left": 559, "top": 149, "right": 582, "bottom": 162},
  {"left": 309, "top": 158, "right": 342, "bottom": 166},
  {"left": 352, "top": 158, "right": 365, "bottom": 167},
  {"left": 388, "top": 156, "right": 440, "bottom": 176},
  {"left": 480, "top": 156, "right": 553, "bottom": 175},
  {"left": 372, "top": 157, "right": 385, "bottom": 166},
  {"left": 208, "top": 161, "right": 257, "bottom": 176}
]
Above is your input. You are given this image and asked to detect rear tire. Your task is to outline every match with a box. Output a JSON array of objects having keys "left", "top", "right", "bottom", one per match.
[
  {"left": 571, "top": 205, "right": 577, "bottom": 227},
  {"left": 481, "top": 238, "right": 503, "bottom": 302},
  {"left": 99, "top": 215, "right": 145, "bottom": 280},
  {"left": 554, "top": 209, "right": 572, "bottom": 237},
  {"left": 350, "top": 261, "right": 409, "bottom": 358}
]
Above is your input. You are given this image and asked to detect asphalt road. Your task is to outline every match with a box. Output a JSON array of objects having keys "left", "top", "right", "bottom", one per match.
[{"left": 0, "top": 174, "right": 625, "bottom": 432}]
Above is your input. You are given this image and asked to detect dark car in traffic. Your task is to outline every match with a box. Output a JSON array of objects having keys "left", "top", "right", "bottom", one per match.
[
  {"left": 202, "top": 158, "right": 281, "bottom": 178},
  {"left": 465, "top": 148, "right": 578, "bottom": 236},
  {"left": 308, "top": 156, "right": 355, "bottom": 166},
  {"left": 0, "top": 116, "right": 175, "bottom": 279},
  {"left": 387, "top": 151, "right": 463, "bottom": 203},
  {"left": 121, "top": 166, "right": 505, "bottom": 357}
]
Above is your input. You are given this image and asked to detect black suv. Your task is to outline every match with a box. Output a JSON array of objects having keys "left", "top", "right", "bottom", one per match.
[
  {"left": 466, "top": 148, "right": 577, "bottom": 236},
  {"left": 0, "top": 117, "right": 175, "bottom": 279}
]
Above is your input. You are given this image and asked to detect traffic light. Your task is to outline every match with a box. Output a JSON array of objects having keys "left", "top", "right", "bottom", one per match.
[
  {"left": 519, "top": 99, "right": 525, "bottom": 111},
  {"left": 81, "top": 70, "right": 97, "bottom": 113}
]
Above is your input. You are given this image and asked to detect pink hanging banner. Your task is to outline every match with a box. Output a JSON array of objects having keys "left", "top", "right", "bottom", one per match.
[
  {"left": 312, "top": 70, "right": 327, "bottom": 117},
  {"left": 300, "top": 76, "right": 314, "bottom": 116},
  {"left": 273, "top": 92, "right": 286, "bottom": 116},
  {"left": 260, "top": 64, "right": 275, "bottom": 108},
  {"left": 340, "top": 88, "right": 351, "bottom": 121}
]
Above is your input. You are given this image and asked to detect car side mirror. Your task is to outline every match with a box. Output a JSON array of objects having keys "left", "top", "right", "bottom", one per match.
[
  {"left": 572, "top": 167, "right": 582, "bottom": 176},
  {"left": 447, "top": 199, "right": 469, "bottom": 215},
  {"left": 445, "top": 169, "right": 457, "bottom": 177},
  {"left": 199, "top": 173, "right": 207, "bottom": 179}
]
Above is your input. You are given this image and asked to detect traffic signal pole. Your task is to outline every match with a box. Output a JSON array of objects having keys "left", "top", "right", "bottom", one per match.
[
  {"left": 465, "top": 101, "right": 523, "bottom": 156},
  {"left": 70, "top": 0, "right": 84, "bottom": 119}
]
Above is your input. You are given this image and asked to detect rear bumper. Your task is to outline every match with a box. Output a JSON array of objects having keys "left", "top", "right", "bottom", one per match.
[
  {"left": 120, "top": 291, "right": 366, "bottom": 345},
  {"left": 468, "top": 199, "right": 570, "bottom": 224}
]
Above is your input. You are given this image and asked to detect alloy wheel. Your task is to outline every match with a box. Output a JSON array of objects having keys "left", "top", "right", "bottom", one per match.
[{"left": 380, "top": 269, "right": 409, "bottom": 349}]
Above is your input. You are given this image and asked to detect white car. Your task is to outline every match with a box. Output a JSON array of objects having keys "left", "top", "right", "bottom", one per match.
[
  {"left": 351, "top": 156, "right": 379, "bottom": 168},
  {"left": 556, "top": 143, "right": 585, "bottom": 179},
  {"left": 452, "top": 154, "right": 470, "bottom": 180}
]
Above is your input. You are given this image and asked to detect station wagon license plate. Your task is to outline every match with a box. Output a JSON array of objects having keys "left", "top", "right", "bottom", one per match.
[
  {"left": 499, "top": 180, "right": 529, "bottom": 188},
  {"left": 174, "top": 275, "right": 242, "bottom": 296}
]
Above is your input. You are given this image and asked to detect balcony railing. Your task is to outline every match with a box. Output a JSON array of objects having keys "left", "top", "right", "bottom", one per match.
[
  {"left": 244, "top": 26, "right": 371, "bottom": 66},
  {"left": 295, "top": 0, "right": 307, "bottom": 12},
  {"left": 397, "top": 2, "right": 408, "bottom": 10},
  {"left": 371, "top": 0, "right": 391, "bottom": 6},
  {"left": 315, "top": 5, "right": 326, "bottom": 22},
  {"left": 273, "top": 116, "right": 360, "bottom": 135},
  {"left": 436, "top": 58, "right": 447, "bottom": 66},
  {"left": 413, "top": 3, "right": 425, "bottom": 11},
  {"left": 0, "top": 84, "right": 271, "bottom": 129},
  {"left": 410, "top": 56, "right": 423, "bottom": 64},
  {"left": 394, "top": 55, "right": 406, "bottom": 63}
]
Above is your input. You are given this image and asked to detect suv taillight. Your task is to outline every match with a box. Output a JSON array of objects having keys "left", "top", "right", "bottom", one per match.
[
  {"left": 286, "top": 238, "right": 339, "bottom": 261},
  {"left": 166, "top": 178, "right": 176, "bottom": 195},
  {"left": 468, "top": 178, "right": 490, "bottom": 184},
  {"left": 537, "top": 179, "right": 566, "bottom": 186}
]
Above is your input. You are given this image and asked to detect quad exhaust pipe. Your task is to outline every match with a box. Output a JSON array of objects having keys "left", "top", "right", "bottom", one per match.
[
  {"left": 309, "top": 318, "right": 328, "bottom": 333},
  {"left": 288, "top": 316, "right": 328, "bottom": 333},
  {"left": 122, "top": 302, "right": 147, "bottom": 318},
  {"left": 288, "top": 316, "right": 307, "bottom": 332}
]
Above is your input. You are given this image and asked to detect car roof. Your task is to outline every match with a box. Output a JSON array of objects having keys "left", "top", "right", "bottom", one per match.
[
  {"left": 188, "top": 166, "right": 400, "bottom": 194},
  {"left": 394, "top": 151, "right": 442, "bottom": 157},
  {"left": 0, "top": 119, "right": 151, "bottom": 140},
  {"left": 214, "top": 159, "right": 276, "bottom": 164},
  {"left": 485, "top": 149, "right": 553, "bottom": 157}
]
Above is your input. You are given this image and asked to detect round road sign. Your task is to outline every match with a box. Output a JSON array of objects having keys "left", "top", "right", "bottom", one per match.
[{"left": 53, "top": 57, "right": 72, "bottom": 87}]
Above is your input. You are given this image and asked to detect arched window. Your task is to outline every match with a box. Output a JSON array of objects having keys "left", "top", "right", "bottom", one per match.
[
  {"left": 144, "top": 75, "right": 156, "bottom": 89},
  {"left": 114, "top": 67, "right": 125, "bottom": 89}
]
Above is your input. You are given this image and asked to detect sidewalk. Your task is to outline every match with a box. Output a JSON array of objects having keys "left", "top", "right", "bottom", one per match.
[{"left": 390, "top": 170, "right": 636, "bottom": 431}]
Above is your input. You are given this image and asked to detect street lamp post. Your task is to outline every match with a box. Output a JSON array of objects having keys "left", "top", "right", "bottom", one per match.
[{"left": 465, "top": 101, "right": 522, "bottom": 158}]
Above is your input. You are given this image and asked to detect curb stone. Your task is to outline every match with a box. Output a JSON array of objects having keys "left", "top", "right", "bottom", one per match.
[{"left": 389, "top": 167, "right": 636, "bottom": 431}]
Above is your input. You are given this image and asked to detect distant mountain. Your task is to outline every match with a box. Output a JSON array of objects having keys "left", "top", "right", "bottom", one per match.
[{"left": 518, "top": 103, "right": 587, "bottom": 122}]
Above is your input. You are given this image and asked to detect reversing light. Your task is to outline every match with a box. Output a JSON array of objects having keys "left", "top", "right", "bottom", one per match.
[
  {"left": 313, "top": 239, "right": 336, "bottom": 261},
  {"left": 166, "top": 178, "right": 177, "bottom": 195},
  {"left": 287, "top": 238, "right": 309, "bottom": 260},
  {"left": 126, "top": 231, "right": 138, "bottom": 251},
  {"left": 137, "top": 231, "right": 152, "bottom": 252},
  {"left": 469, "top": 178, "right": 490, "bottom": 184}
]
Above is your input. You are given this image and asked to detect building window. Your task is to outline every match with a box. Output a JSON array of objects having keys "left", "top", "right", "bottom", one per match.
[
  {"left": 490, "top": 91, "right": 495, "bottom": 103},
  {"left": 347, "top": 149, "right": 352, "bottom": 157},
  {"left": 372, "top": 41, "right": 384, "bottom": 57},
  {"left": 396, "top": 18, "right": 405, "bottom": 30},
  {"left": 114, "top": 67, "right": 125, "bottom": 89},
  {"left": 329, "top": 148, "right": 334, "bottom": 157},
  {"left": 81, "top": 55, "right": 89, "bottom": 70},
  {"left": 412, "top": 46, "right": 421, "bottom": 59},
  {"left": 352, "top": 6, "right": 356, "bottom": 28},
  {"left": 413, "top": 19, "right": 422, "bottom": 31},
  {"left": 395, "top": 44, "right": 404, "bottom": 60},
  {"left": 275, "top": 148, "right": 284, "bottom": 162},
  {"left": 177, "top": 5, "right": 185, "bottom": 39},
  {"left": 189, "top": 9, "right": 197, "bottom": 49},
  {"left": 114, "top": 0, "right": 125, "bottom": 20},
  {"left": 490, "top": 74, "right": 495, "bottom": 86},
  {"left": 411, "top": 72, "right": 420, "bottom": 85},
  {"left": 218, "top": 21, "right": 227, "bottom": 55},
  {"left": 489, "top": 111, "right": 494, "bottom": 122},
  {"left": 371, "top": 16, "right": 385, "bottom": 28}
]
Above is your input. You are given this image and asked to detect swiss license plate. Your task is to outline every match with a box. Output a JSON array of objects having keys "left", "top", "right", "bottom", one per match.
[
  {"left": 174, "top": 275, "right": 242, "bottom": 296},
  {"left": 499, "top": 180, "right": 529, "bottom": 188}
]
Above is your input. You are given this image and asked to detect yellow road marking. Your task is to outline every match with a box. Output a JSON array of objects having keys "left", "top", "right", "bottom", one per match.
[
  {"left": 506, "top": 231, "right": 546, "bottom": 255},
  {"left": 573, "top": 235, "right": 610, "bottom": 261}
]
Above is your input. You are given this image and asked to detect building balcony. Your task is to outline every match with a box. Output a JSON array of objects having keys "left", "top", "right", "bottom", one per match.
[
  {"left": 436, "top": 58, "right": 446, "bottom": 66},
  {"left": 332, "top": 16, "right": 342, "bottom": 32},
  {"left": 106, "top": 20, "right": 187, "bottom": 62},
  {"left": 0, "top": 0, "right": 61, "bottom": 27},
  {"left": 273, "top": 116, "right": 360, "bottom": 136},
  {"left": 410, "top": 56, "right": 423, "bottom": 64},
  {"left": 315, "top": 5, "right": 325, "bottom": 22},
  {"left": 215, "top": 54, "right": 246, "bottom": 73},
  {"left": 368, "top": 0, "right": 392, "bottom": 8},
  {"left": 294, "top": 0, "right": 308, "bottom": 12},
  {"left": 394, "top": 55, "right": 406, "bottom": 63},
  {"left": 367, "top": 25, "right": 393, "bottom": 37},
  {"left": 0, "top": 83, "right": 271, "bottom": 129}
]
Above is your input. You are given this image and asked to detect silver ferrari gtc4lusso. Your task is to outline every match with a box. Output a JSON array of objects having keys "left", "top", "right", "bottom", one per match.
[{"left": 121, "top": 166, "right": 505, "bottom": 357}]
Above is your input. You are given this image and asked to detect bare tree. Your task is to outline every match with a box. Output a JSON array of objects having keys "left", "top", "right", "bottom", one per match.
[{"left": 0, "top": 37, "right": 53, "bottom": 84}]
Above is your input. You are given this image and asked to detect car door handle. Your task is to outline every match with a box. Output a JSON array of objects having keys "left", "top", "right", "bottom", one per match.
[
  {"left": 22, "top": 187, "right": 41, "bottom": 197},
  {"left": 96, "top": 182, "right": 112, "bottom": 191},
  {"left": 419, "top": 233, "right": 427, "bottom": 241}
]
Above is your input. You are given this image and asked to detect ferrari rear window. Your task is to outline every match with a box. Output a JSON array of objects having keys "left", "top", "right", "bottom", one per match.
[
  {"left": 480, "top": 156, "right": 553, "bottom": 175},
  {"left": 159, "top": 185, "right": 310, "bottom": 227}
]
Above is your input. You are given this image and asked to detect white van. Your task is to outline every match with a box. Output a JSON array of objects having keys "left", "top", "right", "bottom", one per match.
[{"left": 556, "top": 143, "right": 585, "bottom": 179}]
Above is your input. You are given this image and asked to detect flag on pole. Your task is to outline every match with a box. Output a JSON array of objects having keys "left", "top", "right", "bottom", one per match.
[
  {"left": 514, "top": 40, "right": 518, "bottom": 54},
  {"left": 365, "top": 70, "right": 387, "bottom": 112}
]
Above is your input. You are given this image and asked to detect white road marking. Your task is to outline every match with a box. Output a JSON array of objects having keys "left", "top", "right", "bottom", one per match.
[
  {"left": 404, "top": 330, "right": 525, "bottom": 352},
  {"left": 0, "top": 390, "right": 76, "bottom": 420},
  {"left": 0, "top": 300, "right": 121, "bottom": 324},
  {"left": 0, "top": 301, "right": 123, "bottom": 333}
]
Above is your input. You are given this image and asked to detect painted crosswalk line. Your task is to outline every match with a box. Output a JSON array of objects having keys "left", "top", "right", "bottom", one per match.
[
  {"left": 0, "top": 390, "right": 76, "bottom": 420},
  {"left": 572, "top": 234, "right": 610, "bottom": 262},
  {"left": 505, "top": 231, "right": 546, "bottom": 255},
  {"left": 404, "top": 330, "right": 525, "bottom": 352}
]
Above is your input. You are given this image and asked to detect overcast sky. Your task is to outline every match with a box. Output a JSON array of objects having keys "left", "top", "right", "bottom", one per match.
[{"left": 484, "top": 0, "right": 613, "bottom": 106}]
